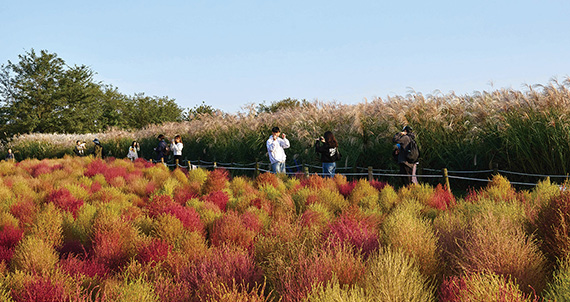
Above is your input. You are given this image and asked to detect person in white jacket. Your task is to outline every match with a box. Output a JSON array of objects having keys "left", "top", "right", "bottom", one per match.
[
  {"left": 170, "top": 135, "right": 184, "bottom": 164},
  {"left": 266, "top": 127, "right": 290, "bottom": 174}
]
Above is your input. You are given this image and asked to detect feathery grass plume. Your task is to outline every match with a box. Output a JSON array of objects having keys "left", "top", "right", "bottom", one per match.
[
  {"left": 438, "top": 272, "right": 539, "bottom": 302},
  {"left": 0, "top": 224, "right": 24, "bottom": 264},
  {"left": 543, "top": 257, "right": 570, "bottom": 301},
  {"left": 46, "top": 187, "right": 84, "bottom": 219},
  {"left": 210, "top": 211, "right": 259, "bottom": 249},
  {"left": 381, "top": 199, "right": 441, "bottom": 277},
  {"left": 11, "top": 235, "right": 59, "bottom": 275},
  {"left": 28, "top": 203, "right": 64, "bottom": 249},
  {"left": 324, "top": 210, "right": 380, "bottom": 259},
  {"left": 456, "top": 210, "right": 547, "bottom": 295},
  {"left": 536, "top": 191, "right": 570, "bottom": 266},
  {"left": 348, "top": 179, "right": 379, "bottom": 211},
  {"left": 361, "top": 247, "right": 436, "bottom": 302},
  {"left": 181, "top": 244, "right": 263, "bottom": 301}
]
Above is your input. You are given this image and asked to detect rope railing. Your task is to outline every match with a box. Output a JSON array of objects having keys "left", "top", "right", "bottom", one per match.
[{"left": 139, "top": 157, "right": 569, "bottom": 190}]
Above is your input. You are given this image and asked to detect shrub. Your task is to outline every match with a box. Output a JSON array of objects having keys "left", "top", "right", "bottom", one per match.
[
  {"left": 210, "top": 211, "right": 257, "bottom": 249},
  {"left": 46, "top": 187, "right": 84, "bottom": 218},
  {"left": 92, "top": 217, "right": 140, "bottom": 272},
  {"left": 439, "top": 273, "right": 537, "bottom": 302},
  {"left": 10, "top": 274, "right": 68, "bottom": 302},
  {"left": 543, "top": 257, "right": 570, "bottom": 301},
  {"left": 59, "top": 254, "right": 110, "bottom": 278},
  {"left": 181, "top": 244, "right": 263, "bottom": 300},
  {"left": 304, "top": 277, "right": 367, "bottom": 302},
  {"left": 0, "top": 224, "right": 24, "bottom": 264},
  {"left": 536, "top": 191, "right": 570, "bottom": 265},
  {"left": 28, "top": 203, "right": 64, "bottom": 249},
  {"left": 136, "top": 238, "right": 172, "bottom": 266},
  {"left": 11, "top": 236, "right": 59, "bottom": 275},
  {"left": 378, "top": 184, "right": 398, "bottom": 211},
  {"left": 202, "top": 169, "right": 230, "bottom": 195},
  {"left": 429, "top": 184, "right": 456, "bottom": 210},
  {"left": 381, "top": 200, "right": 441, "bottom": 277},
  {"left": 202, "top": 191, "right": 230, "bottom": 212},
  {"left": 361, "top": 247, "right": 435, "bottom": 302},
  {"left": 324, "top": 211, "right": 380, "bottom": 258},
  {"left": 456, "top": 210, "right": 547, "bottom": 294},
  {"left": 432, "top": 210, "right": 469, "bottom": 277},
  {"left": 348, "top": 179, "right": 379, "bottom": 211},
  {"left": 9, "top": 200, "right": 38, "bottom": 227}
]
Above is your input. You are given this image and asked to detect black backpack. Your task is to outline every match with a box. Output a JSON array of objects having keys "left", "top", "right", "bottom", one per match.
[{"left": 406, "top": 139, "right": 420, "bottom": 163}]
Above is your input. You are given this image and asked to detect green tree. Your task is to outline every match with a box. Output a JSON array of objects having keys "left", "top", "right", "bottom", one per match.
[
  {"left": 0, "top": 49, "right": 104, "bottom": 136},
  {"left": 256, "top": 97, "right": 309, "bottom": 113},
  {"left": 123, "top": 93, "right": 184, "bottom": 129}
]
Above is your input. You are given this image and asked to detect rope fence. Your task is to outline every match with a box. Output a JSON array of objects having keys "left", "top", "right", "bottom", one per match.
[{"left": 141, "top": 157, "right": 570, "bottom": 191}]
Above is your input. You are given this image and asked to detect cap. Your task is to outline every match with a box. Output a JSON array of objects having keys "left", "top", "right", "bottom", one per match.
[{"left": 402, "top": 125, "right": 413, "bottom": 132}]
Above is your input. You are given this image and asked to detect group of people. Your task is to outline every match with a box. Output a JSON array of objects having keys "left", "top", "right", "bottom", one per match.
[
  {"left": 266, "top": 125, "right": 419, "bottom": 185},
  {"left": 65, "top": 126, "right": 420, "bottom": 185}
]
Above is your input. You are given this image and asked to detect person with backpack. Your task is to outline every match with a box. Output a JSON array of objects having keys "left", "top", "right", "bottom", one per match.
[
  {"left": 315, "top": 131, "right": 341, "bottom": 177},
  {"left": 93, "top": 138, "right": 104, "bottom": 159},
  {"left": 393, "top": 125, "right": 419, "bottom": 185}
]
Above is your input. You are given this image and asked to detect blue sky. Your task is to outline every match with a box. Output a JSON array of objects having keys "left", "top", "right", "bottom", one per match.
[{"left": 2, "top": 0, "right": 570, "bottom": 113}]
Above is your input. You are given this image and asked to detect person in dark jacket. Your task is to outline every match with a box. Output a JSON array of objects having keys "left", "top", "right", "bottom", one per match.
[
  {"left": 93, "top": 138, "right": 104, "bottom": 159},
  {"left": 154, "top": 134, "right": 168, "bottom": 162},
  {"left": 315, "top": 131, "right": 341, "bottom": 177},
  {"left": 393, "top": 125, "right": 418, "bottom": 185}
]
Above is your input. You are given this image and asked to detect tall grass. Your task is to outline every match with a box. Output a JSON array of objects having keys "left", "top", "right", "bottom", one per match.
[{"left": 7, "top": 78, "right": 570, "bottom": 181}]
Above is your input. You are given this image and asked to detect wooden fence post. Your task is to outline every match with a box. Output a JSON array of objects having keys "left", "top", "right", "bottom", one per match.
[
  {"left": 303, "top": 165, "right": 309, "bottom": 178},
  {"left": 443, "top": 168, "right": 451, "bottom": 193},
  {"left": 368, "top": 166, "right": 373, "bottom": 181},
  {"left": 255, "top": 162, "right": 260, "bottom": 177}
]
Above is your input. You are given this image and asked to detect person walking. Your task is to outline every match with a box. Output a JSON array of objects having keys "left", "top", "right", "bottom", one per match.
[
  {"left": 393, "top": 125, "right": 419, "bottom": 185},
  {"left": 154, "top": 134, "right": 169, "bottom": 163},
  {"left": 93, "top": 138, "right": 104, "bottom": 159},
  {"left": 170, "top": 135, "right": 184, "bottom": 165},
  {"left": 266, "top": 127, "right": 290, "bottom": 174},
  {"left": 127, "top": 141, "right": 140, "bottom": 161},
  {"left": 315, "top": 131, "right": 341, "bottom": 177}
]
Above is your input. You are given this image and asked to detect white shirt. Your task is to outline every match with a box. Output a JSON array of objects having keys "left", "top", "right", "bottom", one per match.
[
  {"left": 171, "top": 142, "right": 183, "bottom": 156},
  {"left": 266, "top": 135, "right": 290, "bottom": 164}
]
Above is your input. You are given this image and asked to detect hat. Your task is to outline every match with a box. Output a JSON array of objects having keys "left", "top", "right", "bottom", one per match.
[
  {"left": 93, "top": 138, "right": 100, "bottom": 144},
  {"left": 402, "top": 125, "right": 413, "bottom": 132}
]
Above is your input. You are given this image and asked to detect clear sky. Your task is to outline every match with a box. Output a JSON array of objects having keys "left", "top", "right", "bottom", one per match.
[{"left": 2, "top": 0, "right": 570, "bottom": 113}]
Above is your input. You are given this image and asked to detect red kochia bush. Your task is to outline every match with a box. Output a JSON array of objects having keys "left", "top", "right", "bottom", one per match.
[
  {"left": 369, "top": 180, "right": 388, "bottom": 192},
  {"left": 202, "top": 169, "right": 230, "bottom": 194},
  {"left": 59, "top": 255, "right": 110, "bottom": 278},
  {"left": 181, "top": 245, "right": 263, "bottom": 300},
  {"left": 536, "top": 191, "right": 570, "bottom": 264},
  {"left": 202, "top": 191, "right": 230, "bottom": 212},
  {"left": 10, "top": 200, "right": 38, "bottom": 226},
  {"left": 338, "top": 180, "right": 357, "bottom": 198},
  {"left": 46, "top": 188, "right": 84, "bottom": 218},
  {"left": 146, "top": 195, "right": 204, "bottom": 233},
  {"left": 136, "top": 238, "right": 172, "bottom": 266},
  {"left": 210, "top": 211, "right": 258, "bottom": 249},
  {"left": 0, "top": 225, "right": 24, "bottom": 263},
  {"left": 324, "top": 211, "right": 380, "bottom": 258},
  {"left": 11, "top": 276, "right": 67, "bottom": 302},
  {"left": 430, "top": 184, "right": 457, "bottom": 210}
]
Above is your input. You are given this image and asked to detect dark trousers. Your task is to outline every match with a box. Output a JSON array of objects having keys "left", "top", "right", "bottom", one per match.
[{"left": 399, "top": 163, "right": 413, "bottom": 186}]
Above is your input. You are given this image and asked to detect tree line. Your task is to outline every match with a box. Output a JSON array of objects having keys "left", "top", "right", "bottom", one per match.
[{"left": 0, "top": 49, "right": 190, "bottom": 141}]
